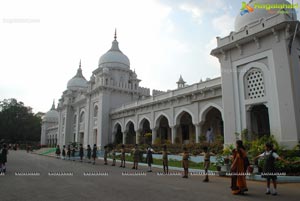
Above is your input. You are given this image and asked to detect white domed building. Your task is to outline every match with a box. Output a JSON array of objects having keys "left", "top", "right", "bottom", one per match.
[
  {"left": 41, "top": 101, "right": 59, "bottom": 146},
  {"left": 42, "top": 0, "right": 300, "bottom": 149}
]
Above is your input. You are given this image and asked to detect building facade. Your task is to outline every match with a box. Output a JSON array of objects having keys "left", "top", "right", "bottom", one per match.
[{"left": 41, "top": 0, "right": 300, "bottom": 149}]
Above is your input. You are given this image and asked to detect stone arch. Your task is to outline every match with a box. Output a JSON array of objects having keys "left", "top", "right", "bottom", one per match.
[
  {"left": 113, "top": 121, "right": 123, "bottom": 132},
  {"left": 175, "top": 109, "right": 195, "bottom": 125},
  {"left": 138, "top": 118, "right": 152, "bottom": 144},
  {"left": 175, "top": 110, "right": 195, "bottom": 144},
  {"left": 199, "top": 103, "right": 223, "bottom": 123},
  {"left": 113, "top": 122, "right": 123, "bottom": 145},
  {"left": 138, "top": 117, "right": 152, "bottom": 130},
  {"left": 125, "top": 120, "right": 136, "bottom": 145},
  {"left": 199, "top": 104, "right": 224, "bottom": 142},
  {"left": 124, "top": 119, "right": 136, "bottom": 132},
  {"left": 154, "top": 112, "right": 172, "bottom": 128}
]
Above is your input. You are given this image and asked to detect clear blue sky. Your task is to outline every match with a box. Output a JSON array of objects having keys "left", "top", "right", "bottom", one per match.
[{"left": 0, "top": 0, "right": 297, "bottom": 113}]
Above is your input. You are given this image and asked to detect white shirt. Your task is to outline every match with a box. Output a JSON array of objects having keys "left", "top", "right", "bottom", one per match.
[{"left": 258, "top": 150, "right": 279, "bottom": 159}]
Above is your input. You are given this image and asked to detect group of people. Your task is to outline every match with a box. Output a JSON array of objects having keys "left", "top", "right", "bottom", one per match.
[
  {"left": 55, "top": 144, "right": 98, "bottom": 164},
  {"left": 230, "top": 140, "right": 290, "bottom": 196},
  {"left": 53, "top": 140, "right": 291, "bottom": 196},
  {"left": 0, "top": 144, "right": 8, "bottom": 173}
]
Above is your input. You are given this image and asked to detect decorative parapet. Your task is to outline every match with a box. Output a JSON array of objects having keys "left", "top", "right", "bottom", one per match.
[
  {"left": 152, "top": 89, "right": 166, "bottom": 96},
  {"left": 110, "top": 77, "right": 222, "bottom": 115}
]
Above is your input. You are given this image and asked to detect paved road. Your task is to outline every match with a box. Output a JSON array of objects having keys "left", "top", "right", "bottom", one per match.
[{"left": 1, "top": 151, "right": 300, "bottom": 201}]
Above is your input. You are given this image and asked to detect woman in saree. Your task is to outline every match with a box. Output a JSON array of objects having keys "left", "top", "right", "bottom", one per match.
[{"left": 231, "top": 140, "right": 248, "bottom": 195}]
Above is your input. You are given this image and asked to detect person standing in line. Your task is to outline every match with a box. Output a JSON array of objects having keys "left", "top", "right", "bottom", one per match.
[
  {"left": 79, "top": 144, "right": 84, "bottom": 162},
  {"left": 71, "top": 145, "right": 76, "bottom": 161},
  {"left": 55, "top": 145, "right": 61, "bottom": 159},
  {"left": 111, "top": 145, "right": 116, "bottom": 166},
  {"left": 104, "top": 146, "right": 108, "bottom": 165},
  {"left": 231, "top": 140, "right": 248, "bottom": 195},
  {"left": 254, "top": 142, "right": 289, "bottom": 196},
  {"left": 87, "top": 145, "right": 92, "bottom": 163},
  {"left": 203, "top": 146, "right": 211, "bottom": 182},
  {"left": 67, "top": 145, "right": 71, "bottom": 160},
  {"left": 132, "top": 144, "right": 140, "bottom": 170},
  {"left": 92, "top": 144, "right": 97, "bottom": 165},
  {"left": 182, "top": 147, "right": 189, "bottom": 178},
  {"left": 146, "top": 145, "right": 154, "bottom": 172},
  {"left": 120, "top": 144, "right": 126, "bottom": 168},
  {"left": 162, "top": 145, "right": 169, "bottom": 174},
  {"left": 61, "top": 145, "right": 66, "bottom": 160},
  {"left": 1, "top": 144, "right": 8, "bottom": 173}
]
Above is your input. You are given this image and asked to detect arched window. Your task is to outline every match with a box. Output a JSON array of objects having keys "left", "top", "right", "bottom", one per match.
[
  {"left": 80, "top": 112, "right": 85, "bottom": 123},
  {"left": 244, "top": 68, "right": 265, "bottom": 99},
  {"left": 94, "top": 105, "right": 98, "bottom": 117}
]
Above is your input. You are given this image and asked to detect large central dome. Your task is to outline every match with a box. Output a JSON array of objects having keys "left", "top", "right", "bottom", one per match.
[
  {"left": 235, "top": 0, "right": 297, "bottom": 31},
  {"left": 98, "top": 33, "right": 130, "bottom": 69}
]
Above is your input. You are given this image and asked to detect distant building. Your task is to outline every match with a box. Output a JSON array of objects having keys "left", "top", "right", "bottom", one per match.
[{"left": 41, "top": 0, "right": 300, "bottom": 149}]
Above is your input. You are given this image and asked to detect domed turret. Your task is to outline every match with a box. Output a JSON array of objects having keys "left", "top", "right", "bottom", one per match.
[
  {"left": 43, "top": 101, "right": 59, "bottom": 122},
  {"left": 98, "top": 30, "right": 130, "bottom": 69},
  {"left": 235, "top": 0, "right": 297, "bottom": 31},
  {"left": 67, "top": 60, "right": 88, "bottom": 90}
]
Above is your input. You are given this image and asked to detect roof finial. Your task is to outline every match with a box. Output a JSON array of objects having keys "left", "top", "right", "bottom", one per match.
[
  {"left": 51, "top": 99, "right": 55, "bottom": 110},
  {"left": 114, "top": 28, "right": 117, "bottom": 40},
  {"left": 79, "top": 59, "right": 81, "bottom": 68}
]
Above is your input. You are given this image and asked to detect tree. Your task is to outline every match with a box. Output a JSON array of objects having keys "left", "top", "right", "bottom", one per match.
[{"left": 0, "top": 98, "right": 42, "bottom": 143}]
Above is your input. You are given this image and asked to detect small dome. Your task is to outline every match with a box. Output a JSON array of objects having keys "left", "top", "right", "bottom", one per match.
[
  {"left": 67, "top": 66, "right": 88, "bottom": 90},
  {"left": 235, "top": 0, "right": 296, "bottom": 31},
  {"left": 98, "top": 33, "right": 130, "bottom": 69},
  {"left": 43, "top": 102, "right": 58, "bottom": 122}
]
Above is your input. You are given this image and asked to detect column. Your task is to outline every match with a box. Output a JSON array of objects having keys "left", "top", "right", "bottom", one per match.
[
  {"left": 135, "top": 130, "right": 141, "bottom": 144},
  {"left": 171, "top": 126, "right": 177, "bottom": 144},
  {"left": 195, "top": 124, "right": 201, "bottom": 143},
  {"left": 122, "top": 131, "right": 127, "bottom": 144},
  {"left": 151, "top": 128, "right": 157, "bottom": 144}
]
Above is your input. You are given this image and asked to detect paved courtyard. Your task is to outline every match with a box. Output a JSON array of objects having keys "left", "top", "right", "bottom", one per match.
[{"left": 1, "top": 150, "right": 300, "bottom": 201}]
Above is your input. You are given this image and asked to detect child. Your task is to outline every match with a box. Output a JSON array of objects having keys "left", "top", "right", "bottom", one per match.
[
  {"left": 203, "top": 146, "right": 211, "bottom": 182},
  {"left": 55, "top": 145, "right": 61, "bottom": 159},
  {"left": 67, "top": 145, "right": 71, "bottom": 160},
  {"left": 162, "top": 145, "right": 169, "bottom": 174},
  {"left": 111, "top": 146, "right": 116, "bottom": 166},
  {"left": 79, "top": 144, "right": 84, "bottom": 162},
  {"left": 182, "top": 147, "right": 189, "bottom": 178},
  {"left": 146, "top": 145, "right": 154, "bottom": 172},
  {"left": 62, "top": 145, "right": 66, "bottom": 160},
  {"left": 254, "top": 142, "right": 289, "bottom": 196},
  {"left": 87, "top": 145, "right": 91, "bottom": 163},
  {"left": 132, "top": 144, "right": 139, "bottom": 170},
  {"left": 104, "top": 145, "right": 108, "bottom": 165},
  {"left": 92, "top": 144, "right": 97, "bottom": 165},
  {"left": 120, "top": 144, "right": 126, "bottom": 168}
]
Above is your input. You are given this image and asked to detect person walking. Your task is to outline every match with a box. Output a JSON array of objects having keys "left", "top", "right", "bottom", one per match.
[
  {"left": 231, "top": 140, "right": 248, "bottom": 195},
  {"left": 146, "top": 145, "right": 154, "bottom": 172},
  {"left": 254, "top": 142, "right": 289, "bottom": 196}
]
